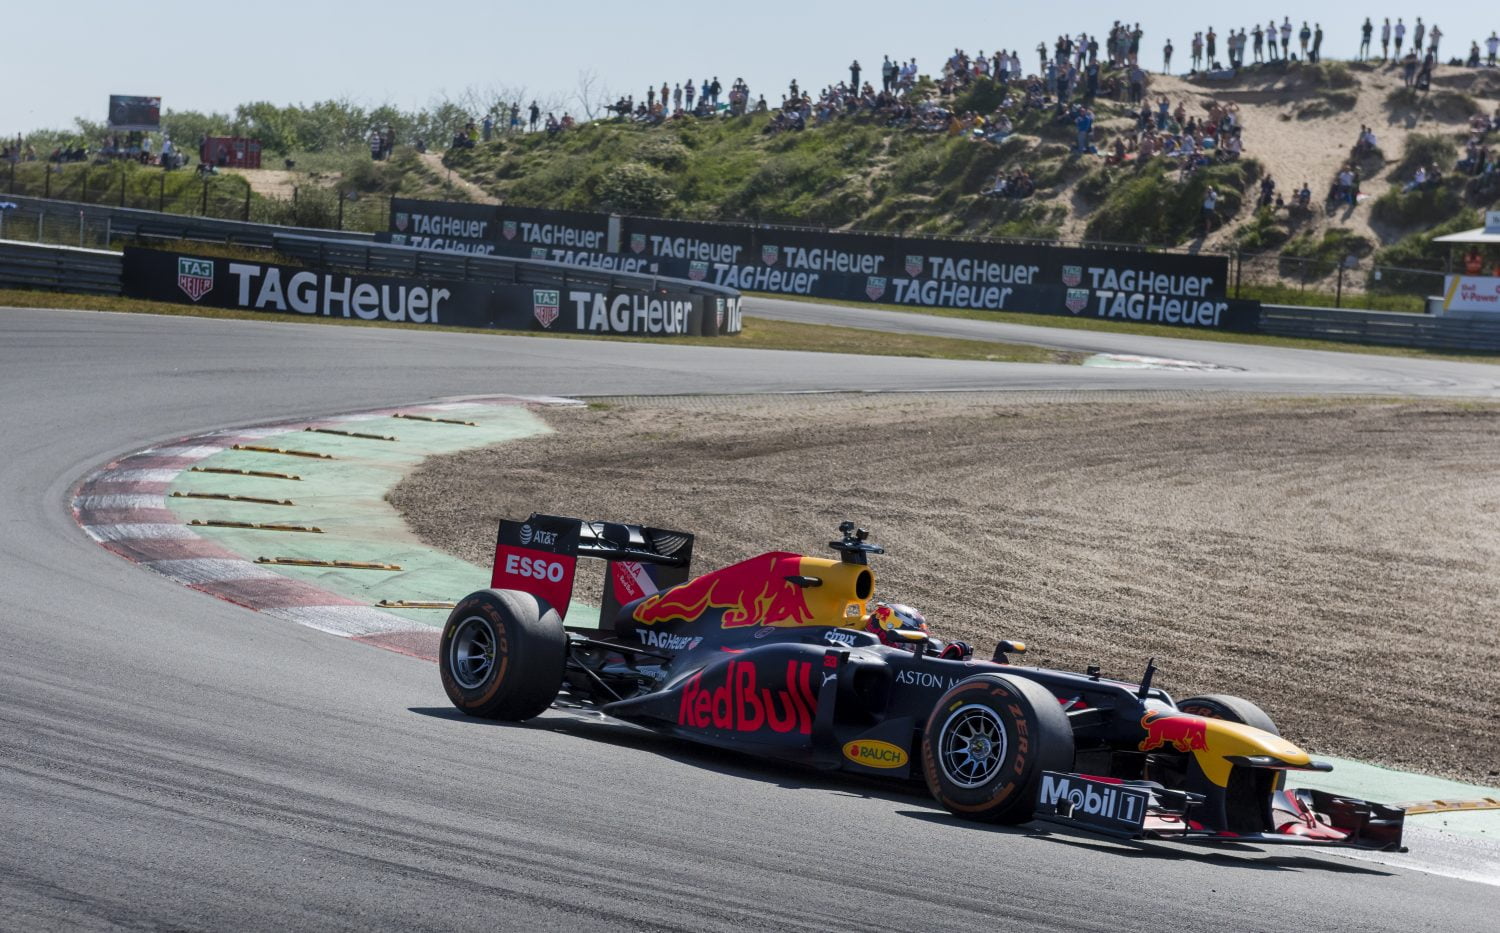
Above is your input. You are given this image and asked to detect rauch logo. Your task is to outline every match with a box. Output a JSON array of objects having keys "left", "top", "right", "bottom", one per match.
[
  {"left": 177, "top": 258, "right": 214, "bottom": 302},
  {"left": 842, "top": 739, "right": 909, "bottom": 769},
  {"left": 678, "top": 659, "right": 816, "bottom": 734}
]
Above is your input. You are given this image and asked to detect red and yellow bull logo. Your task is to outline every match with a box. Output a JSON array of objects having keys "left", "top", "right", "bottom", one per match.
[
  {"left": 633, "top": 552, "right": 815, "bottom": 628},
  {"left": 678, "top": 659, "right": 815, "bottom": 734},
  {"left": 1138, "top": 711, "right": 1210, "bottom": 753}
]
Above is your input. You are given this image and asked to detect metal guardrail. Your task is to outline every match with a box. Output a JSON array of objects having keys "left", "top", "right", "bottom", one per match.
[
  {"left": 1, "top": 193, "right": 376, "bottom": 249},
  {"left": 1260, "top": 305, "right": 1500, "bottom": 352},
  {"left": 0, "top": 239, "right": 122, "bottom": 295}
]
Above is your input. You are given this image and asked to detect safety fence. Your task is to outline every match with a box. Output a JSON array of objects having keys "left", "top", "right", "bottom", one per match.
[
  {"left": 1259, "top": 304, "right": 1500, "bottom": 352},
  {"left": 0, "top": 239, "right": 121, "bottom": 295},
  {"left": 1235, "top": 251, "right": 1447, "bottom": 312}
]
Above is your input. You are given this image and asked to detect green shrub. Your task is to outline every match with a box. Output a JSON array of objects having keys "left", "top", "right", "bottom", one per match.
[
  {"left": 1084, "top": 158, "right": 1260, "bottom": 246},
  {"left": 1280, "top": 228, "right": 1372, "bottom": 278},
  {"left": 953, "top": 78, "right": 1008, "bottom": 115},
  {"left": 590, "top": 161, "right": 676, "bottom": 215},
  {"left": 1370, "top": 178, "right": 1465, "bottom": 228},
  {"left": 1234, "top": 206, "right": 1291, "bottom": 252},
  {"left": 1392, "top": 134, "right": 1458, "bottom": 182}
]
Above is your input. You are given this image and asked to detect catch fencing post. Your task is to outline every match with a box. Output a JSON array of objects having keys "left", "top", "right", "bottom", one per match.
[
  {"left": 44, "top": 167, "right": 51, "bottom": 199},
  {"left": 243, "top": 185, "right": 250, "bottom": 221},
  {"left": 201, "top": 178, "right": 209, "bottom": 216},
  {"left": 78, "top": 210, "right": 84, "bottom": 247},
  {"left": 36, "top": 211, "right": 43, "bottom": 242},
  {"left": 158, "top": 174, "right": 166, "bottom": 212},
  {"left": 82, "top": 170, "right": 88, "bottom": 203}
]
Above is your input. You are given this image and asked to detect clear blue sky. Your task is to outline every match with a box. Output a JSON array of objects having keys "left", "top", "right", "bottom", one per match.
[{"left": 6, "top": 1, "right": 1494, "bottom": 133}]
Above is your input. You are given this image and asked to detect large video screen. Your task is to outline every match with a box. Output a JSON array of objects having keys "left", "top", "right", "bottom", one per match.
[{"left": 108, "top": 96, "right": 162, "bottom": 131}]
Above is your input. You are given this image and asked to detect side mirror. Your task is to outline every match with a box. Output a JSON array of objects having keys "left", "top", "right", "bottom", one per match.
[{"left": 992, "top": 639, "right": 1027, "bottom": 663}]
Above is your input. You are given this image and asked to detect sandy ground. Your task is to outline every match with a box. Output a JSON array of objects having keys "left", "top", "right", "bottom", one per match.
[
  {"left": 391, "top": 393, "right": 1500, "bottom": 783},
  {"left": 419, "top": 152, "right": 500, "bottom": 204},
  {"left": 1059, "top": 63, "right": 1500, "bottom": 251}
]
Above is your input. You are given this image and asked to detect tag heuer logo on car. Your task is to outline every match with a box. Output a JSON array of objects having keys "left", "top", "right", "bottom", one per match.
[
  {"left": 1062, "top": 264, "right": 1083, "bottom": 287},
  {"left": 393, "top": 212, "right": 409, "bottom": 232},
  {"left": 630, "top": 233, "right": 647, "bottom": 254},
  {"left": 1065, "top": 288, "right": 1090, "bottom": 313},
  {"left": 503, "top": 220, "right": 518, "bottom": 240},
  {"left": 530, "top": 247, "right": 548, "bottom": 260},
  {"left": 176, "top": 257, "right": 214, "bottom": 302},
  {"left": 688, "top": 260, "right": 708, "bottom": 281},
  {"left": 532, "top": 289, "right": 561, "bottom": 328},
  {"left": 905, "top": 255, "right": 924, "bottom": 277},
  {"left": 761, "top": 245, "right": 779, "bottom": 266},
  {"left": 866, "top": 276, "right": 887, "bottom": 301}
]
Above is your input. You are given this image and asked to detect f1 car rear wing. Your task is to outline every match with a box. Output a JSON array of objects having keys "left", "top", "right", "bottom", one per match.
[{"left": 491, "top": 514, "right": 694, "bottom": 627}]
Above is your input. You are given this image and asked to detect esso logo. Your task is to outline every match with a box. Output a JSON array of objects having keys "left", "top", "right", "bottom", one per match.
[{"left": 503, "top": 553, "right": 565, "bottom": 582}]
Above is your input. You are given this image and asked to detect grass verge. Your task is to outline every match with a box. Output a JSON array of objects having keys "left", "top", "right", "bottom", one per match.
[
  {"left": 0, "top": 289, "right": 1072, "bottom": 365},
  {"left": 753, "top": 292, "right": 1500, "bottom": 364}
]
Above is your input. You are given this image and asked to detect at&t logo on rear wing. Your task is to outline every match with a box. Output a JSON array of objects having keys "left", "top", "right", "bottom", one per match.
[{"left": 492, "top": 516, "right": 582, "bottom": 617}]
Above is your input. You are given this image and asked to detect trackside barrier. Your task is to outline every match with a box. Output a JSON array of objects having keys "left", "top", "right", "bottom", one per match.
[
  {"left": 1259, "top": 305, "right": 1500, "bottom": 352},
  {"left": 1, "top": 193, "right": 377, "bottom": 249},
  {"left": 0, "top": 239, "right": 122, "bottom": 295}
]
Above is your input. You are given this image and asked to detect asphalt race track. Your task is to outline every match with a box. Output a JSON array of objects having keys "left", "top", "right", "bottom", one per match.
[{"left": 3, "top": 306, "right": 1499, "bottom": 932}]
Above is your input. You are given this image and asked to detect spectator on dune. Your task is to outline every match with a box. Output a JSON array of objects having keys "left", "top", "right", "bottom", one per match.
[
  {"left": 1428, "top": 24, "right": 1441, "bottom": 58},
  {"left": 1313, "top": 23, "right": 1323, "bottom": 63},
  {"left": 1469, "top": 43, "right": 1483, "bottom": 69},
  {"left": 1163, "top": 38, "right": 1173, "bottom": 74},
  {"left": 1360, "top": 17, "right": 1373, "bottom": 60},
  {"left": 529, "top": 101, "right": 540, "bottom": 132},
  {"left": 1298, "top": 22, "right": 1311, "bottom": 61},
  {"left": 1394, "top": 18, "right": 1405, "bottom": 56},
  {"left": 1381, "top": 18, "right": 1391, "bottom": 60},
  {"left": 1253, "top": 24, "right": 1265, "bottom": 63},
  {"left": 1489, "top": 32, "right": 1500, "bottom": 67},
  {"left": 1259, "top": 174, "right": 1277, "bottom": 208},
  {"left": 1201, "top": 186, "right": 1218, "bottom": 234},
  {"left": 1413, "top": 19, "right": 1425, "bottom": 57},
  {"left": 1280, "top": 18, "right": 1292, "bottom": 59}
]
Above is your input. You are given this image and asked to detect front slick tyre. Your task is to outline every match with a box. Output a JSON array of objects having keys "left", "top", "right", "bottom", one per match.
[
  {"left": 922, "top": 674, "right": 1074, "bottom": 824},
  {"left": 439, "top": 589, "right": 565, "bottom": 721}
]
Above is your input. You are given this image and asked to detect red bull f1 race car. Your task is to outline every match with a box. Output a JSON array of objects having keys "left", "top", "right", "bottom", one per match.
[{"left": 438, "top": 515, "right": 1406, "bottom": 851}]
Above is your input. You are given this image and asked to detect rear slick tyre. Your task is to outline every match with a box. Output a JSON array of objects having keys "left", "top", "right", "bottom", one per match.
[
  {"left": 922, "top": 674, "right": 1075, "bottom": 824},
  {"left": 439, "top": 589, "right": 565, "bottom": 721}
]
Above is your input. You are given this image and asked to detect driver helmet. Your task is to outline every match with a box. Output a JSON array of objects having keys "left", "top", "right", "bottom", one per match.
[{"left": 866, "top": 602, "right": 929, "bottom": 647}]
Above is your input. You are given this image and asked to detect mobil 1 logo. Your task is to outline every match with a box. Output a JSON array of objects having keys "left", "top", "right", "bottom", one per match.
[{"left": 1034, "top": 772, "right": 1149, "bottom": 835}]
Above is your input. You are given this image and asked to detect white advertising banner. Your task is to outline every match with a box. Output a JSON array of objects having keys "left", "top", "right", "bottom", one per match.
[{"left": 1442, "top": 275, "right": 1500, "bottom": 313}]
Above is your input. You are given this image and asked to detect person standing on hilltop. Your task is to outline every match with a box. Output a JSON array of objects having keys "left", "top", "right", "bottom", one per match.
[
  {"left": 1191, "top": 32, "right": 1203, "bottom": 71},
  {"left": 850, "top": 60, "right": 861, "bottom": 90},
  {"left": 1206, "top": 27, "right": 1217, "bottom": 68},
  {"left": 1380, "top": 18, "right": 1391, "bottom": 60},
  {"left": 1266, "top": 20, "right": 1279, "bottom": 61},
  {"left": 1413, "top": 19, "right": 1425, "bottom": 57},
  {"left": 1428, "top": 24, "right": 1441, "bottom": 59},
  {"left": 685, "top": 79, "right": 695, "bottom": 112},
  {"left": 1163, "top": 38, "right": 1174, "bottom": 74},
  {"left": 1280, "top": 18, "right": 1293, "bottom": 59},
  {"left": 1488, "top": 32, "right": 1500, "bottom": 67},
  {"left": 1360, "top": 17, "right": 1373, "bottom": 60},
  {"left": 528, "top": 100, "right": 540, "bottom": 132},
  {"left": 1253, "top": 23, "right": 1265, "bottom": 63},
  {"left": 1312, "top": 24, "right": 1323, "bottom": 63},
  {"left": 1298, "top": 22, "right": 1311, "bottom": 61},
  {"left": 882, "top": 55, "right": 895, "bottom": 93},
  {"left": 1394, "top": 18, "right": 1405, "bottom": 56}
]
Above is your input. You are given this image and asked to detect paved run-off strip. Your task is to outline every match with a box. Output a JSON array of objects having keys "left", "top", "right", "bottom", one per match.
[
  {"left": 69, "top": 394, "right": 1500, "bottom": 866},
  {"left": 72, "top": 395, "right": 571, "bottom": 659}
]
